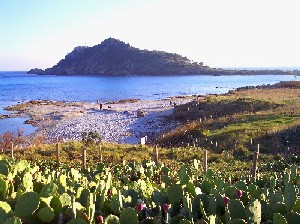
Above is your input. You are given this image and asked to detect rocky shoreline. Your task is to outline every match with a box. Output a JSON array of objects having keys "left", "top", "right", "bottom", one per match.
[{"left": 3, "top": 96, "right": 196, "bottom": 144}]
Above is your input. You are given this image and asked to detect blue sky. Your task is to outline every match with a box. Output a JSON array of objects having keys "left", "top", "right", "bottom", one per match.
[{"left": 1, "top": 0, "right": 300, "bottom": 70}]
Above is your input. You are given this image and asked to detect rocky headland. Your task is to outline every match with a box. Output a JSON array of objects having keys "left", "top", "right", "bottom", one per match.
[{"left": 28, "top": 38, "right": 300, "bottom": 76}]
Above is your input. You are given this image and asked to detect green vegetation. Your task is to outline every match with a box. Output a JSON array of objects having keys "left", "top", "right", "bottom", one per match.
[
  {"left": 0, "top": 157, "right": 300, "bottom": 223},
  {"left": 159, "top": 82, "right": 300, "bottom": 155}
]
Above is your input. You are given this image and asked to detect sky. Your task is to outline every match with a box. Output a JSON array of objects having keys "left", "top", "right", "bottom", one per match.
[{"left": 0, "top": 0, "right": 300, "bottom": 71}]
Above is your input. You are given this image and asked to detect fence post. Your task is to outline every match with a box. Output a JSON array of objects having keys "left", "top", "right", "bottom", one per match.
[
  {"left": 203, "top": 150, "right": 208, "bottom": 174},
  {"left": 56, "top": 142, "right": 60, "bottom": 168},
  {"left": 257, "top": 144, "right": 260, "bottom": 154},
  {"left": 11, "top": 142, "right": 14, "bottom": 159},
  {"left": 98, "top": 144, "right": 103, "bottom": 163},
  {"left": 153, "top": 145, "right": 159, "bottom": 164},
  {"left": 82, "top": 148, "right": 87, "bottom": 170},
  {"left": 251, "top": 152, "right": 259, "bottom": 179}
]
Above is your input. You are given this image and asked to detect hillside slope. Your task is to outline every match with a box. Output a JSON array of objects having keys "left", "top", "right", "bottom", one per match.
[{"left": 28, "top": 38, "right": 300, "bottom": 76}]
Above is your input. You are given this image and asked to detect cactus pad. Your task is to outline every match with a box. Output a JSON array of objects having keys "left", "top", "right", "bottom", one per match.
[
  {"left": 14, "top": 191, "right": 40, "bottom": 217},
  {"left": 120, "top": 207, "right": 138, "bottom": 224},
  {"left": 0, "top": 163, "right": 9, "bottom": 175},
  {"left": 66, "top": 218, "right": 88, "bottom": 224},
  {"left": 4, "top": 217, "right": 22, "bottom": 224},
  {"left": 229, "top": 199, "right": 246, "bottom": 220},
  {"left": 0, "top": 177, "right": 8, "bottom": 200},
  {"left": 37, "top": 206, "right": 55, "bottom": 223},
  {"left": 0, "top": 201, "right": 13, "bottom": 223},
  {"left": 39, "top": 182, "right": 58, "bottom": 198},
  {"left": 105, "top": 214, "right": 120, "bottom": 224},
  {"left": 246, "top": 199, "right": 261, "bottom": 224},
  {"left": 286, "top": 211, "right": 300, "bottom": 224},
  {"left": 167, "top": 184, "right": 183, "bottom": 204},
  {"left": 284, "top": 182, "right": 296, "bottom": 212},
  {"left": 273, "top": 213, "right": 287, "bottom": 224},
  {"left": 179, "top": 219, "right": 192, "bottom": 224}
]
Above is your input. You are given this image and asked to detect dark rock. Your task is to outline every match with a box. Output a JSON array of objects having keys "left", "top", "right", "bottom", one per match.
[{"left": 27, "top": 68, "right": 45, "bottom": 74}]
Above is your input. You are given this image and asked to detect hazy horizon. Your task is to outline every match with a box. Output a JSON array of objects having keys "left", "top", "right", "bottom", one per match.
[{"left": 1, "top": 0, "right": 300, "bottom": 70}]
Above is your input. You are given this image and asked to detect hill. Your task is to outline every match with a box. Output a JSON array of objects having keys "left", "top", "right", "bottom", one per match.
[{"left": 28, "top": 38, "right": 300, "bottom": 76}]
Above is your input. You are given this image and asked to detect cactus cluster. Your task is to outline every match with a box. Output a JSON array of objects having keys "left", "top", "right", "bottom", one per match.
[{"left": 0, "top": 159, "right": 299, "bottom": 223}]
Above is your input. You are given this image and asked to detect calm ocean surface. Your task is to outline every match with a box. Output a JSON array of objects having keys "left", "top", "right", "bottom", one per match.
[{"left": 0, "top": 71, "right": 298, "bottom": 135}]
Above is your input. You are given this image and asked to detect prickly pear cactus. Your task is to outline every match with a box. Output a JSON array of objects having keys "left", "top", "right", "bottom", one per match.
[
  {"left": 229, "top": 219, "right": 247, "bottom": 224},
  {"left": 0, "top": 163, "right": 9, "bottom": 175},
  {"left": 229, "top": 199, "right": 246, "bottom": 220},
  {"left": 286, "top": 212, "right": 300, "bottom": 224},
  {"left": 178, "top": 219, "right": 192, "bottom": 224},
  {"left": 110, "top": 194, "right": 122, "bottom": 215},
  {"left": 50, "top": 195, "right": 63, "bottom": 214},
  {"left": 246, "top": 199, "right": 261, "bottom": 224},
  {"left": 15, "top": 160, "right": 29, "bottom": 173},
  {"left": 0, "top": 177, "right": 8, "bottom": 200},
  {"left": 284, "top": 182, "right": 296, "bottom": 212},
  {"left": 105, "top": 214, "right": 120, "bottom": 224},
  {"left": 208, "top": 194, "right": 217, "bottom": 215},
  {"left": 37, "top": 206, "right": 55, "bottom": 223},
  {"left": 153, "top": 190, "right": 166, "bottom": 206},
  {"left": 179, "top": 166, "right": 191, "bottom": 185},
  {"left": 290, "top": 165, "right": 297, "bottom": 180},
  {"left": 270, "top": 177, "right": 276, "bottom": 192},
  {"left": 235, "top": 181, "right": 247, "bottom": 191},
  {"left": 167, "top": 184, "right": 183, "bottom": 204},
  {"left": 39, "top": 182, "right": 58, "bottom": 198},
  {"left": 14, "top": 191, "right": 40, "bottom": 217},
  {"left": 0, "top": 201, "right": 13, "bottom": 223},
  {"left": 60, "top": 192, "right": 71, "bottom": 209},
  {"left": 3, "top": 217, "right": 22, "bottom": 224},
  {"left": 79, "top": 188, "right": 90, "bottom": 208},
  {"left": 225, "top": 186, "right": 238, "bottom": 199},
  {"left": 292, "top": 198, "right": 300, "bottom": 213},
  {"left": 66, "top": 218, "right": 88, "bottom": 224},
  {"left": 120, "top": 207, "right": 138, "bottom": 224},
  {"left": 22, "top": 172, "right": 33, "bottom": 192},
  {"left": 273, "top": 213, "right": 287, "bottom": 224}
]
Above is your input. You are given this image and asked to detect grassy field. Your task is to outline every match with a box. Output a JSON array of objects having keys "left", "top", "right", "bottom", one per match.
[{"left": 158, "top": 81, "right": 300, "bottom": 155}]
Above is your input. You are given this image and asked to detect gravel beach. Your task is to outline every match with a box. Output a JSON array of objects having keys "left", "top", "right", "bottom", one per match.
[{"left": 6, "top": 96, "right": 195, "bottom": 144}]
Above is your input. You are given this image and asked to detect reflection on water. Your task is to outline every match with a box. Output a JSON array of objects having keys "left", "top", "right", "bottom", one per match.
[{"left": 0, "top": 117, "right": 37, "bottom": 135}]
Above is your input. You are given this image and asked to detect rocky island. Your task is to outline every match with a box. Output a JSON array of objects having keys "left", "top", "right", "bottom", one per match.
[{"left": 28, "top": 38, "right": 300, "bottom": 76}]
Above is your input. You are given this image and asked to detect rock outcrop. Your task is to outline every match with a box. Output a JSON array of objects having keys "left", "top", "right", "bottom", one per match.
[{"left": 28, "top": 38, "right": 300, "bottom": 76}]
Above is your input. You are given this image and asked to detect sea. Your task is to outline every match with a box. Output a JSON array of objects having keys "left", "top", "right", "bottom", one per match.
[{"left": 0, "top": 71, "right": 298, "bottom": 135}]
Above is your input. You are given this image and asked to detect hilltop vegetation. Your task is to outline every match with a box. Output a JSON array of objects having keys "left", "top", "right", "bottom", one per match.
[{"left": 28, "top": 38, "right": 300, "bottom": 76}]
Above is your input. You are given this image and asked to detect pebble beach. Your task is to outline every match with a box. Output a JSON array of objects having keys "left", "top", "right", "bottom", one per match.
[{"left": 5, "top": 96, "right": 195, "bottom": 144}]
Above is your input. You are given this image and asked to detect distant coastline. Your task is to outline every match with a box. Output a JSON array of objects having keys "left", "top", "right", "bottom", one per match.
[{"left": 28, "top": 38, "right": 300, "bottom": 76}]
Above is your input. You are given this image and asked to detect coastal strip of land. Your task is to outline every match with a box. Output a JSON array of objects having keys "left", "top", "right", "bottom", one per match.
[{"left": 3, "top": 96, "right": 197, "bottom": 144}]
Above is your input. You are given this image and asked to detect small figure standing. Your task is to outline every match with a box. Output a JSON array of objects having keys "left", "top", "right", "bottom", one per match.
[{"left": 100, "top": 103, "right": 103, "bottom": 110}]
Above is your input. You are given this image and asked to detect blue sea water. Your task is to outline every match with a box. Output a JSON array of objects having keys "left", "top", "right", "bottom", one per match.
[{"left": 0, "top": 71, "right": 298, "bottom": 135}]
